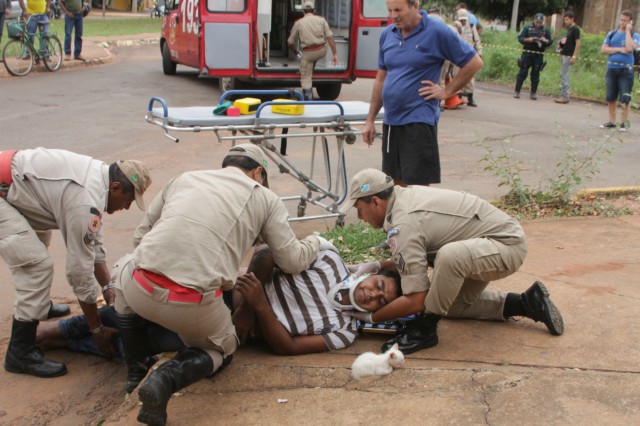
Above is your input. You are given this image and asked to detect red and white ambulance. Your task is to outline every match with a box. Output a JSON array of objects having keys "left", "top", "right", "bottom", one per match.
[{"left": 159, "top": 0, "right": 389, "bottom": 99}]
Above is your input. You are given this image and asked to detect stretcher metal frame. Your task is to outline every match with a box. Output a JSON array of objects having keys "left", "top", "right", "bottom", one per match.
[{"left": 145, "top": 90, "right": 383, "bottom": 225}]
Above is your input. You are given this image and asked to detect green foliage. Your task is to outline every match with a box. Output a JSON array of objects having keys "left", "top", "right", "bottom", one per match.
[
  {"left": 478, "top": 127, "right": 626, "bottom": 219},
  {"left": 477, "top": 29, "right": 612, "bottom": 100},
  {"left": 319, "top": 223, "right": 389, "bottom": 264}
]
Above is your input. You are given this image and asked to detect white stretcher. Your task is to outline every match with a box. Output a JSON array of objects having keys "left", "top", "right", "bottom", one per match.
[{"left": 146, "top": 90, "right": 384, "bottom": 225}]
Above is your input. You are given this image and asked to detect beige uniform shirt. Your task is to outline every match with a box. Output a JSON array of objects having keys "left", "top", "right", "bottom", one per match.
[
  {"left": 288, "top": 13, "right": 333, "bottom": 49},
  {"left": 133, "top": 167, "right": 320, "bottom": 293},
  {"left": 4, "top": 148, "right": 108, "bottom": 303},
  {"left": 383, "top": 186, "right": 525, "bottom": 295},
  {"left": 460, "top": 22, "right": 482, "bottom": 56}
]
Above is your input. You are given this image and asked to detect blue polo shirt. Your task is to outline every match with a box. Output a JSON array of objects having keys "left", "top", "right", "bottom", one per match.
[
  {"left": 603, "top": 30, "right": 640, "bottom": 70},
  {"left": 378, "top": 11, "right": 477, "bottom": 126}
]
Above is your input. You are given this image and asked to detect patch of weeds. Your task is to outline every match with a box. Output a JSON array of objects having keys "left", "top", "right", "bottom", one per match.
[
  {"left": 479, "top": 124, "right": 628, "bottom": 220},
  {"left": 320, "top": 223, "right": 390, "bottom": 264}
]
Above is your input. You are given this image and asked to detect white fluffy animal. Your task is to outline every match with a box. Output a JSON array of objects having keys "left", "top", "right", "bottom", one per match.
[{"left": 351, "top": 343, "right": 405, "bottom": 380}]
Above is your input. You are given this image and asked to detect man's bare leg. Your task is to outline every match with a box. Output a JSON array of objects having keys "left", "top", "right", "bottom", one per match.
[{"left": 35, "top": 321, "right": 68, "bottom": 351}]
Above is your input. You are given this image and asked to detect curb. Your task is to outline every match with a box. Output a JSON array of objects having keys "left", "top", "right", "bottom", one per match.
[{"left": 575, "top": 187, "right": 640, "bottom": 199}]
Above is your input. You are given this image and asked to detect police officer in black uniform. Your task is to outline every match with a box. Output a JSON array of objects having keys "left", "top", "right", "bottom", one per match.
[{"left": 514, "top": 13, "right": 553, "bottom": 100}]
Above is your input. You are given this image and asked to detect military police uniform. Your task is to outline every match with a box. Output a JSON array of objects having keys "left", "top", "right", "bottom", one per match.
[
  {"left": 515, "top": 13, "right": 552, "bottom": 99},
  {"left": 0, "top": 148, "right": 150, "bottom": 378},
  {"left": 343, "top": 169, "right": 563, "bottom": 355},
  {"left": 116, "top": 144, "right": 325, "bottom": 425},
  {"left": 288, "top": 1, "right": 337, "bottom": 99},
  {"left": 384, "top": 186, "right": 527, "bottom": 320}
]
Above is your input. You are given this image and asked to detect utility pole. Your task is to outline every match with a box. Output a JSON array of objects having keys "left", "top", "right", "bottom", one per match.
[{"left": 510, "top": 0, "right": 520, "bottom": 32}]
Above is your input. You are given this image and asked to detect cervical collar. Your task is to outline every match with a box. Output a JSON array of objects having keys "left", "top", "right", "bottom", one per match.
[{"left": 327, "top": 274, "right": 370, "bottom": 312}]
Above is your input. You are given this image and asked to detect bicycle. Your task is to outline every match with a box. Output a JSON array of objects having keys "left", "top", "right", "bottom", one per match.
[{"left": 2, "top": 18, "right": 63, "bottom": 77}]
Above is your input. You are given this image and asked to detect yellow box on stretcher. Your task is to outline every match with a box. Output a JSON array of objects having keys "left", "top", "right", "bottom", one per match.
[
  {"left": 232, "top": 98, "right": 262, "bottom": 115},
  {"left": 271, "top": 99, "right": 305, "bottom": 115}
]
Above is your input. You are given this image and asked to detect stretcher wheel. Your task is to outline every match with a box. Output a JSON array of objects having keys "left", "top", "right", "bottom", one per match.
[{"left": 335, "top": 217, "right": 345, "bottom": 227}]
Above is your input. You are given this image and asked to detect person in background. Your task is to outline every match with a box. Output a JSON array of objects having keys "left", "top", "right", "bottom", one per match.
[
  {"left": 514, "top": 13, "right": 552, "bottom": 100},
  {"left": 554, "top": 11, "right": 581, "bottom": 104},
  {"left": 455, "top": 2, "right": 477, "bottom": 27},
  {"left": 361, "top": 0, "right": 482, "bottom": 188},
  {"left": 287, "top": 0, "right": 338, "bottom": 100},
  {"left": 456, "top": 8, "right": 482, "bottom": 106},
  {"left": 599, "top": 9, "right": 639, "bottom": 131},
  {"left": 19, "top": 0, "right": 50, "bottom": 49},
  {"left": 426, "top": 4, "right": 444, "bottom": 24},
  {"left": 59, "top": 0, "right": 85, "bottom": 61},
  {"left": 0, "top": 0, "right": 12, "bottom": 52}
]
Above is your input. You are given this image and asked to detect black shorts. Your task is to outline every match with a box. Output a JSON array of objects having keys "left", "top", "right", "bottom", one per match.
[{"left": 381, "top": 123, "right": 440, "bottom": 185}]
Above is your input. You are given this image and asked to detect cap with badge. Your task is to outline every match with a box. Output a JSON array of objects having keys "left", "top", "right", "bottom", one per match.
[
  {"left": 534, "top": 13, "right": 545, "bottom": 23},
  {"left": 224, "top": 144, "right": 270, "bottom": 187},
  {"left": 116, "top": 160, "right": 152, "bottom": 211},
  {"left": 341, "top": 168, "right": 394, "bottom": 213}
]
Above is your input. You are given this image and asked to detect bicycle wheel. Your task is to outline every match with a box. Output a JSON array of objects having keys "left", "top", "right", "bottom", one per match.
[
  {"left": 2, "top": 39, "right": 34, "bottom": 77},
  {"left": 42, "top": 35, "right": 63, "bottom": 72}
]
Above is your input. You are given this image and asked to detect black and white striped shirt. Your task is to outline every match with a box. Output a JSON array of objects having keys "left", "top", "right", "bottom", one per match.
[{"left": 265, "top": 250, "right": 357, "bottom": 350}]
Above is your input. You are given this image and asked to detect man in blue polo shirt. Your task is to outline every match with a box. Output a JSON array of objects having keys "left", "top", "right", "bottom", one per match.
[
  {"left": 599, "top": 9, "right": 639, "bottom": 131},
  {"left": 361, "top": 0, "right": 482, "bottom": 187}
]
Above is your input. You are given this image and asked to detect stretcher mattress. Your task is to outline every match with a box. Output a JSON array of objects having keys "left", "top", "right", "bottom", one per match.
[{"left": 152, "top": 101, "right": 381, "bottom": 127}]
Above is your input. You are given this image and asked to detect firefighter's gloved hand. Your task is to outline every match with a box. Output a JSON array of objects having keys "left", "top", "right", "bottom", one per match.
[
  {"left": 348, "top": 261, "right": 381, "bottom": 278},
  {"left": 344, "top": 310, "right": 373, "bottom": 323},
  {"left": 316, "top": 236, "right": 339, "bottom": 254}
]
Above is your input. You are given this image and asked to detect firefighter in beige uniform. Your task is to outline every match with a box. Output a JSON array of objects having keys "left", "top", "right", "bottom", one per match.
[
  {"left": 114, "top": 144, "right": 335, "bottom": 426},
  {"left": 342, "top": 169, "right": 564, "bottom": 355},
  {"left": 0, "top": 148, "right": 151, "bottom": 378},
  {"left": 288, "top": 0, "right": 338, "bottom": 100}
]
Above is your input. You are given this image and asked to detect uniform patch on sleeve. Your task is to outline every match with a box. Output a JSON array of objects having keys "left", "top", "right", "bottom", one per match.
[
  {"left": 88, "top": 215, "right": 101, "bottom": 233},
  {"left": 393, "top": 253, "right": 405, "bottom": 273}
]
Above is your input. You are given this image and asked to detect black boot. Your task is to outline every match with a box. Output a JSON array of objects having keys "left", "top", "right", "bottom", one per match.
[
  {"left": 137, "top": 347, "right": 219, "bottom": 426},
  {"left": 47, "top": 301, "right": 70, "bottom": 319},
  {"left": 303, "top": 88, "right": 313, "bottom": 101},
  {"left": 503, "top": 281, "right": 564, "bottom": 335},
  {"left": 530, "top": 81, "right": 539, "bottom": 100},
  {"left": 116, "top": 313, "right": 153, "bottom": 393},
  {"left": 4, "top": 317, "right": 67, "bottom": 378},
  {"left": 467, "top": 94, "right": 477, "bottom": 107},
  {"left": 514, "top": 79, "right": 524, "bottom": 98},
  {"left": 381, "top": 313, "right": 440, "bottom": 355}
]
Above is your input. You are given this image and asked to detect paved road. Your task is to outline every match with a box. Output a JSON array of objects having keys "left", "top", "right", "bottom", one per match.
[{"left": 1, "top": 43, "right": 639, "bottom": 425}]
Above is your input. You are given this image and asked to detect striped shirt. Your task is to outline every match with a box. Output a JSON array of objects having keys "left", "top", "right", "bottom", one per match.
[{"left": 265, "top": 250, "right": 356, "bottom": 351}]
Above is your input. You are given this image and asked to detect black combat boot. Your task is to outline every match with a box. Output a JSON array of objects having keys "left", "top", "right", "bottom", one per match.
[
  {"left": 466, "top": 94, "right": 477, "bottom": 107},
  {"left": 514, "top": 79, "right": 524, "bottom": 98},
  {"left": 4, "top": 317, "right": 67, "bottom": 378},
  {"left": 530, "top": 80, "right": 539, "bottom": 100},
  {"left": 116, "top": 313, "right": 154, "bottom": 393},
  {"left": 503, "top": 281, "right": 564, "bottom": 335},
  {"left": 381, "top": 313, "right": 441, "bottom": 355},
  {"left": 137, "top": 347, "right": 228, "bottom": 426},
  {"left": 47, "top": 301, "right": 70, "bottom": 319},
  {"left": 303, "top": 88, "right": 313, "bottom": 101}
]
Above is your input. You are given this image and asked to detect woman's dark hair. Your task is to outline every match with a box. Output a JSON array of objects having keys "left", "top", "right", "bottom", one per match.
[
  {"left": 109, "top": 163, "right": 134, "bottom": 194},
  {"left": 222, "top": 156, "right": 267, "bottom": 180},
  {"left": 379, "top": 269, "right": 403, "bottom": 298}
]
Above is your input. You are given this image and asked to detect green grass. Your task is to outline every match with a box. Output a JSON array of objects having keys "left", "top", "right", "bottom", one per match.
[
  {"left": 1, "top": 17, "right": 160, "bottom": 52},
  {"left": 319, "top": 223, "right": 390, "bottom": 265},
  {"left": 477, "top": 29, "right": 630, "bottom": 101}
]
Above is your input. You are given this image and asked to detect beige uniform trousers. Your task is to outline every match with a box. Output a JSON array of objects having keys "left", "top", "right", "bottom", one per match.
[
  {"left": 426, "top": 238, "right": 528, "bottom": 320},
  {"left": 300, "top": 46, "right": 326, "bottom": 90},
  {"left": 114, "top": 254, "right": 238, "bottom": 371},
  {"left": 0, "top": 198, "right": 55, "bottom": 321}
]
